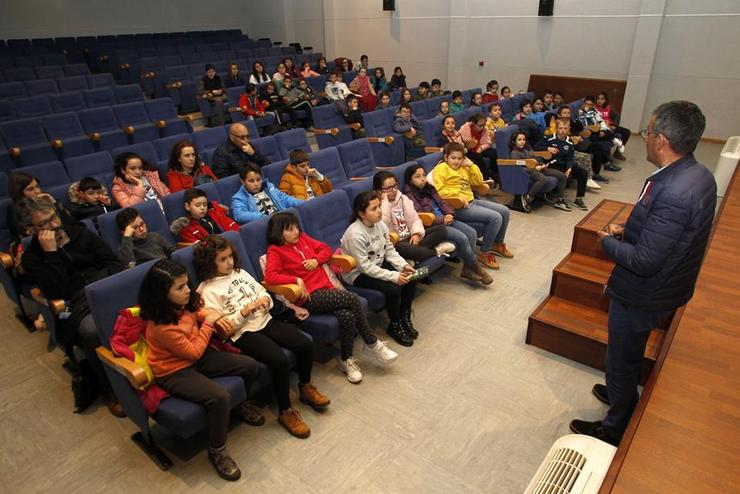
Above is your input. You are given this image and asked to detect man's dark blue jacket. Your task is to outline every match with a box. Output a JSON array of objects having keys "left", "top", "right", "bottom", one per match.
[{"left": 603, "top": 154, "right": 716, "bottom": 311}]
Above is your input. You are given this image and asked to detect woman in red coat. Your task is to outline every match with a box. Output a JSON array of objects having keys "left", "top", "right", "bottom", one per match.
[{"left": 167, "top": 140, "right": 218, "bottom": 193}]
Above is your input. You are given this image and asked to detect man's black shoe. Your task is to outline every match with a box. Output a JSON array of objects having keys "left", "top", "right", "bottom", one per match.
[
  {"left": 592, "top": 384, "right": 610, "bottom": 405},
  {"left": 569, "top": 419, "right": 618, "bottom": 446}
]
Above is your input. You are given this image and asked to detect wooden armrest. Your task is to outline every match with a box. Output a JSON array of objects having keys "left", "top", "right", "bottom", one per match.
[
  {"left": 98, "top": 55, "right": 108, "bottom": 62},
  {"left": 0, "top": 251, "right": 12, "bottom": 270},
  {"left": 165, "top": 81, "right": 182, "bottom": 90},
  {"left": 155, "top": 120, "right": 166, "bottom": 128},
  {"left": 445, "top": 197, "right": 466, "bottom": 209},
  {"left": 262, "top": 283, "right": 301, "bottom": 303},
  {"left": 228, "top": 106, "right": 244, "bottom": 113},
  {"left": 30, "top": 287, "right": 66, "bottom": 315},
  {"left": 499, "top": 158, "right": 537, "bottom": 169},
  {"left": 418, "top": 212, "right": 436, "bottom": 227},
  {"left": 52, "top": 138, "right": 63, "bottom": 149},
  {"left": 124, "top": 126, "right": 135, "bottom": 135},
  {"left": 176, "top": 242, "right": 194, "bottom": 248},
  {"left": 473, "top": 183, "right": 491, "bottom": 195},
  {"left": 349, "top": 176, "right": 367, "bottom": 181},
  {"left": 88, "top": 132, "right": 101, "bottom": 142},
  {"left": 119, "top": 63, "right": 130, "bottom": 70},
  {"left": 9, "top": 147, "right": 21, "bottom": 158},
  {"left": 424, "top": 146, "right": 442, "bottom": 153},
  {"left": 96, "top": 346, "right": 149, "bottom": 389},
  {"left": 329, "top": 254, "right": 356, "bottom": 272},
  {"left": 579, "top": 130, "right": 592, "bottom": 139},
  {"left": 313, "top": 127, "right": 340, "bottom": 136},
  {"left": 367, "top": 136, "right": 395, "bottom": 145},
  {"left": 532, "top": 151, "right": 552, "bottom": 160},
  {"left": 375, "top": 166, "right": 393, "bottom": 171},
  {"left": 588, "top": 124, "right": 601, "bottom": 133},
  {"left": 570, "top": 136, "right": 582, "bottom": 144},
  {"left": 185, "top": 115, "right": 195, "bottom": 123},
  {"left": 389, "top": 231, "right": 400, "bottom": 245},
  {"left": 141, "top": 71, "right": 156, "bottom": 79},
  {"left": 349, "top": 123, "right": 362, "bottom": 130}
]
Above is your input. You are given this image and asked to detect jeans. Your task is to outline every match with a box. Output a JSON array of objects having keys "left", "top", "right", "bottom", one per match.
[
  {"left": 453, "top": 199, "right": 510, "bottom": 251},
  {"left": 447, "top": 220, "right": 477, "bottom": 264},
  {"left": 603, "top": 299, "right": 673, "bottom": 443}
]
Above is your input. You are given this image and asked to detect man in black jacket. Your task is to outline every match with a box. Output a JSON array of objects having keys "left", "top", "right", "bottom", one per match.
[
  {"left": 20, "top": 197, "right": 125, "bottom": 416},
  {"left": 570, "top": 101, "right": 716, "bottom": 445},
  {"left": 211, "top": 123, "right": 270, "bottom": 179}
]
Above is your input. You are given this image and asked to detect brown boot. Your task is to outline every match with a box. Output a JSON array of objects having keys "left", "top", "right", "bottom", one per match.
[
  {"left": 473, "top": 264, "right": 493, "bottom": 285},
  {"left": 299, "top": 382, "right": 331, "bottom": 410},
  {"left": 460, "top": 263, "right": 482, "bottom": 283},
  {"left": 278, "top": 408, "right": 311, "bottom": 438}
]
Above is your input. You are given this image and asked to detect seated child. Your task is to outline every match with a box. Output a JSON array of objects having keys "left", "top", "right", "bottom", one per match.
[
  {"left": 278, "top": 149, "right": 333, "bottom": 200},
  {"left": 325, "top": 71, "right": 353, "bottom": 114},
  {"left": 348, "top": 67, "right": 377, "bottom": 112},
  {"left": 486, "top": 103, "right": 506, "bottom": 133},
  {"left": 459, "top": 113, "right": 499, "bottom": 182},
  {"left": 116, "top": 207, "right": 175, "bottom": 268},
  {"left": 340, "top": 191, "right": 419, "bottom": 347},
  {"left": 260, "top": 81, "right": 295, "bottom": 128},
  {"left": 430, "top": 78, "right": 444, "bottom": 97},
  {"left": 433, "top": 142, "right": 513, "bottom": 270},
  {"left": 578, "top": 95, "right": 625, "bottom": 161},
  {"left": 403, "top": 164, "right": 492, "bottom": 286},
  {"left": 399, "top": 88, "right": 413, "bottom": 106},
  {"left": 263, "top": 212, "right": 399, "bottom": 384},
  {"left": 545, "top": 119, "right": 589, "bottom": 210},
  {"left": 67, "top": 176, "right": 116, "bottom": 221},
  {"left": 500, "top": 86, "right": 512, "bottom": 100},
  {"left": 437, "top": 115, "right": 464, "bottom": 147},
  {"left": 112, "top": 152, "right": 170, "bottom": 209},
  {"left": 514, "top": 99, "right": 533, "bottom": 121},
  {"left": 300, "top": 61, "right": 320, "bottom": 79},
  {"left": 436, "top": 99, "right": 450, "bottom": 117},
  {"left": 542, "top": 89, "right": 554, "bottom": 110},
  {"left": 389, "top": 66, "right": 406, "bottom": 90},
  {"left": 482, "top": 80, "right": 499, "bottom": 104},
  {"left": 469, "top": 92, "right": 483, "bottom": 107},
  {"left": 167, "top": 140, "right": 218, "bottom": 192},
  {"left": 373, "top": 171, "right": 455, "bottom": 262},
  {"left": 449, "top": 90, "right": 465, "bottom": 113},
  {"left": 194, "top": 236, "right": 330, "bottom": 438},
  {"left": 343, "top": 95, "right": 366, "bottom": 138},
  {"left": 392, "top": 103, "right": 426, "bottom": 160},
  {"left": 231, "top": 163, "right": 303, "bottom": 223},
  {"left": 279, "top": 75, "right": 314, "bottom": 128},
  {"left": 296, "top": 79, "right": 320, "bottom": 107},
  {"left": 594, "top": 92, "right": 631, "bottom": 157},
  {"left": 140, "top": 259, "right": 264, "bottom": 481},
  {"left": 169, "top": 188, "right": 239, "bottom": 243},
  {"left": 552, "top": 91, "right": 564, "bottom": 110},
  {"left": 376, "top": 91, "right": 392, "bottom": 110},
  {"left": 509, "top": 130, "right": 570, "bottom": 212},
  {"left": 239, "top": 82, "right": 279, "bottom": 126},
  {"left": 413, "top": 81, "right": 430, "bottom": 101}
]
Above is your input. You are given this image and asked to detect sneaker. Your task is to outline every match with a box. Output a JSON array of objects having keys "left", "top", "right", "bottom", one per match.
[
  {"left": 604, "top": 162, "right": 622, "bottom": 172},
  {"left": 569, "top": 419, "right": 618, "bottom": 446},
  {"left": 299, "top": 382, "right": 331, "bottom": 410},
  {"left": 364, "top": 339, "right": 399, "bottom": 364},
  {"left": 338, "top": 356, "right": 363, "bottom": 383},
  {"left": 278, "top": 408, "right": 311, "bottom": 438},
  {"left": 387, "top": 321, "right": 414, "bottom": 346},
  {"left": 553, "top": 199, "right": 572, "bottom": 211},
  {"left": 518, "top": 194, "right": 532, "bottom": 213},
  {"left": 477, "top": 251, "right": 500, "bottom": 270},
  {"left": 592, "top": 384, "right": 610, "bottom": 405},
  {"left": 492, "top": 243, "right": 513, "bottom": 258},
  {"left": 586, "top": 178, "right": 602, "bottom": 190},
  {"left": 434, "top": 241, "right": 456, "bottom": 257},
  {"left": 235, "top": 400, "right": 266, "bottom": 426},
  {"left": 573, "top": 198, "right": 588, "bottom": 211},
  {"left": 208, "top": 446, "right": 241, "bottom": 481},
  {"left": 592, "top": 174, "right": 610, "bottom": 183}
]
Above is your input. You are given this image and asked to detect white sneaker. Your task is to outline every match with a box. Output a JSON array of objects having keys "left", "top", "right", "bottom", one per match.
[
  {"left": 364, "top": 339, "right": 399, "bottom": 364},
  {"left": 613, "top": 138, "right": 625, "bottom": 153},
  {"left": 338, "top": 357, "right": 363, "bottom": 383},
  {"left": 586, "top": 178, "right": 602, "bottom": 190},
  {"left": 434, "top": 241, "right": 456, "bottom": 257}
]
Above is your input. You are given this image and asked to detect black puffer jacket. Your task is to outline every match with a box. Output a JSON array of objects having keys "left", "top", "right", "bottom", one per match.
[{"left": 603, "top": 155, "right": 717, "bottom": 311}]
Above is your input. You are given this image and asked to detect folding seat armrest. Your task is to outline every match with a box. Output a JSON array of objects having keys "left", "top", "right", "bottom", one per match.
[
  {"left": 588, "top": 124, "right": 601, "bottom": 133},
  {"left": 473, "top": 183, "right": 491, "bottom": 195},
  {"left": 99, "top": 55, "right": 109, "bottom": 62},
  {"left": 349, "top": 176, "right": 368, "bottom": 181},
  {"left": 123, "top": 126, "right": 135, "bottom": 135},
  {"left": 579, "top": 129, "right": 592, "bottom": 139},
  {"left": 329, "top": 254, "right": 356, "bottom": 272},
  {"left": 418, "top": 212, "right": 436, "bottom": 227},
  {"left": 389, "top": 231, "right": 400, "bottom": 245},
  {"left": 165, "top": 81, "right": 182, "bottom": 89},
  {"left": 532, "top": 151, "right": 552, "bottom": 160},
  {"left": 367, "top": 136, "right": 394, "bottom": 145},
  {"left": 498, "top": 158, "right": 537, "bottom": 169},
  {"left": 375, "top": 166, "right": 394, "bottom": 171},
  {"left": 313, "top": 127, "right": 340, "bottom": 136},
  {"left": 88, "top": 132, "right": 101, "bottom": 142},
  {"left": 228, "top": 106, "right": 243, "bottom": 113},
  {"left": 349, "top": 123, "right": 362, "bottom": 131},
  {"left": 445, "top": 196, "right": 465, "bottom": 209},
  {"left": 51, "top": 138, "right": 64, "bottom": 149},
  {"left": 155, "top": 120, "right": 166, "bottom": 128},
  {"left": 569, "top": 136, "right": 582, "bottom": 145},
  {"left": 29, "top": 287, "right": 66, "bottom": 315},
  {"left": 96, "top": 346, "right": 150, "bottom": 389},
  {"left": 10, "top": 147, "right": 21, "bottom": 158},
  {"left": 176, "top": 242, "right": 194, "bottom": 248},
  {"left": 184, "top": 115, "right": 196, "bottom": 123},
  {"left": 262, "top": 282, "right": 301, "bottom": 303},
  {"left": 119, "top": 63, "right": 130, "bottom": 70},
  {"left": 0, "top": 252, "right": 12, "bottom": 270},
  {"left": 423, "top": 146, "right": 442, "bottom": 153}
]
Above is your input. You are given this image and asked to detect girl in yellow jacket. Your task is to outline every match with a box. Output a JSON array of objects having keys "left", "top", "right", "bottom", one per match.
[{"left": 432, "top": 142, "right": 514, "bottom": 270}]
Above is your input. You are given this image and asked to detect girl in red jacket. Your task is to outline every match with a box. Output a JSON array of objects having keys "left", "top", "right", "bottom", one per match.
[
  {"left": 264, "top": 212, "right": 399, "bottom": 384},
  {"left": 167, "top": 140, "right": 218, "bottom": 192},
  {"left": 140, "top": 259, "right": 264, "bottom": 481}
]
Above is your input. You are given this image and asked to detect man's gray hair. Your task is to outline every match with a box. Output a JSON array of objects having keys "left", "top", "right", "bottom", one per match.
[
  {"left": 652, "top": 100, "right": 705, "bottom": 155},
  {"left": 16, "top": 196, "right": 56, "bottom": 231}
]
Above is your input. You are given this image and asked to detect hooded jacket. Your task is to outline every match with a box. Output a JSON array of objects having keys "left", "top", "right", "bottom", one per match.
[
  {"left": 403, "top": 183, "right": 455, "bottom": 225},
  {"left": 230, "top": 179, "right": 303, "bottom": 224},
  {"left": 111, "top": 170, "right": 170, "bottom": 208},
  {"left": 66, "top": 180, "right": 116, "bottom": 221},
  {"left": 169, "top": 200, "right": 239, "bottom": 243},
  {"left": 278, "top": 165, "right": 333, "bottom": 200},
  {"left": 380, "top": 192, "right": 425, "bottom": 240}
]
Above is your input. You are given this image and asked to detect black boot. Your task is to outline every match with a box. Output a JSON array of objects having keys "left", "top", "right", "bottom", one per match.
[
  {"left": 387, "top": 321, "right": 413, "bottom": 347},
  {"left": 401, "top": 310, "right": 418, "bottom": 339}
]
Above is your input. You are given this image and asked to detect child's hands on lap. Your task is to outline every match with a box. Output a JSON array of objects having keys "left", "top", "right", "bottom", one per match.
[{"left": 302, "top": 258, "right": 319, "bottom": 270}]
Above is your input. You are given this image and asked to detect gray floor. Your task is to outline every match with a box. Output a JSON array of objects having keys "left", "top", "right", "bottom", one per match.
[{"left": 0, "top": 141, "right": 723, "bottom": 493}]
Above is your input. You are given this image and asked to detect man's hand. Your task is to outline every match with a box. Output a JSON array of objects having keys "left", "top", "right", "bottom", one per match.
[
  {"left": 606, "top": 223, "right": 624, "bottom": 237},
  {"left": 38, "top": 230, "right": 58, "bottom": 252},
  {"left": 241, "top": 143, "right": 255, "bottom": 155}
]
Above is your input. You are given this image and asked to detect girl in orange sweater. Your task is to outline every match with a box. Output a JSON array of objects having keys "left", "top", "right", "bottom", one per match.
[{"left": 141, "top": 259, "right": 264, "bottom": 481}]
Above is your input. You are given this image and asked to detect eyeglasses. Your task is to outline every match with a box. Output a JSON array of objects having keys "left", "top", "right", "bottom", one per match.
[
  {"left": 380, "top": 185, "right": 397, "bottom": 192},
  {"left": 33, "top": 212, "right": 60, "bottom": 229},
  {"left": 640, "top": 128, "right": 658, "bottom": 140}
]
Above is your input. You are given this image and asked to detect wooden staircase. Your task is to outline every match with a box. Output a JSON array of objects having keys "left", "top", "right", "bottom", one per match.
[{"left": 527, "top": 199, "right": 669, "bottom": 384}]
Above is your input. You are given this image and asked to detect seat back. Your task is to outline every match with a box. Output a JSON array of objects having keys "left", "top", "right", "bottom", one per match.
[
  {"left": 41, "top": 112, "right": 86, "bottom": 138},
  {"left": 237, "top": 217, "right": 270, "bottom": 278},
  {"left": 0, "top": 101, "right": 14, "bottom": 122},
  {"left": 13, "top": 95, "right": 52, "bottom": 118},
  {"left": 0, "top": 82, "right": 26, "bottom": 99},
  {"left": 260, "top": 160, "right": 289, "bottom": 187},
  {"left": 35, "top": 65, "right": 65, "bottom": 80},
  {"left": 307, "top": 146, "right": 349, "bottom": 187},
  {"left": 4, "top": 67, "right": 36, "bottom": 81},
  {"left": 296, "top": 189, "right": 351, "bottom": 249},
  {"left": 174, "top": 230, "right": 256, "bottom": 285},
  {"left": 214, "top": 174, "right": 242, "bottom": 206},
  {"left": 192, "top": 126, "right": 227, "bottom": 153},
  {"left": 409, "top": 100, "right": 429, "bottom": 120},
  {"left": 16, "top": 161, "right": 69, "bottom": 188},
  {"left": 153, "top": 133, "right": 191, "bottom": 161},
  {"left": 86, "top": 73, "right": 116, "bottom": 88},
  {"left": 495, "top": 125, "right": 519, "bottom": 159},
  {"left": 57, "top": 75, "right": 88, "bottom": 92},
  {"left": 49, "top": 91, "right": 86, "bottom": 113},
  {"left": 79, "top": 107, "right": 121, "bottom": 132},
  {"left": 251, "top": 136, "right": 282, "bottom": 163},
  {"left": 64, "top": 151, "right": 115, "bottom": 181},
  {"left": 113, "top": 102, "right": 152, "bottom": 126},
  {"left": 337, "top": 138, "right": 377, "bottom": 179},
  {"left": 83, "top": 87, "right": 116, "bottom": 108},
  {"left": 274, "top": 128, "right": 311, "bottom": 159},
  {"left": 111, "top": 141, "right": 159, "bottom": 167},
  {"left": 145, "top": 97, "right": 178, "bottom": 120},
  {"left": 0, "top": 118, "right": 48, "bottom": 147},
  {"left": 421, "top": 115, "right": 444, "bottom": 148},
  {"left": 98, "top": 199, "right": 173, "bottom": 251},
  {"left": 114, "top": 84, "right": 144, "bottom": 103},
  {"left": 25, "top": 78, "right": 58, "bottom": 96},
  {"left": 417, "top": 152, "right": 443, "bottom": 173},
  {"left": 63, "top": 63, "right": 90, "bottom": 76}
]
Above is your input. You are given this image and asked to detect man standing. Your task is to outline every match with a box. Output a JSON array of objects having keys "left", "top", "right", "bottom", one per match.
[
  {"left": 569, "top": 101, "right": 717, "bottom": 445},
  {"left": 211, "top": 123, "right": 270, "bottom": 179}
]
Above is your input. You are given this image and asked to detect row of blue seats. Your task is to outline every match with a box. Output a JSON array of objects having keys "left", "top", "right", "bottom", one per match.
[
  {"left": 0, "top": 72, "right": 115, "bottom": 99},
  {"left": 0, "top": 63, "right": 91, "bottom": 83},
  {"left": 0, "top": 53, "right": 70, "bottom": 70}
]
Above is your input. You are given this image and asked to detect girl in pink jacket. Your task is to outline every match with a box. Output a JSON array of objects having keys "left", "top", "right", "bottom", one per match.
[
  {"left": 373, "top": 171, "right": 454, "bottom": 262},
  {"left": 459, "top": 113, "right": 499, "bottom": 183},
  {"left": 111, "top": 152, "right": 170, "bottom": 209}
]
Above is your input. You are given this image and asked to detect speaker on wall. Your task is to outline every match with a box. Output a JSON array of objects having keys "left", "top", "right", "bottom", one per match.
[
  {"left": 383, "top": 0, "right": 395, "bottom": 11},
  {"left": 538, "top": 0, "right": 554, "bottom": 16}
]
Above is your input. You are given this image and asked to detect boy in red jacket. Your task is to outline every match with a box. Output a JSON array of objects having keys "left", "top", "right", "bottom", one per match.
[{"left": 170, "top": 188, "right": 238, "bottom": 243}]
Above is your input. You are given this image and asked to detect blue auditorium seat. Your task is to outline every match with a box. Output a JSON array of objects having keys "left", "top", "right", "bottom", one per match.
[
  {"left": 64, "top": 151, "right": 115, "bottom": 182},
  {"left": 49, "top": 91, "right": 86, "bottom": 113},
  {"left": 57, "top": 75, "right": 88, "bottom": 93},
  {"left": 83, "top": 87, "right": 116, "bottom": 108},
  {"left": 0, "top": 118, "right": 58, "bottom": 166},
  {"left": 145, "top": 98, "right": 192, "bottom": 136},
  {"left": 113, "top": 102, "right": 161, "bottom": 143},
  {"left": 79, "top": 107, "right": 130, "bottom": 151},
  {"left": 41, "top": 112, "right": 97, "bottom": 159},
  {"left": 13, "top": 95, "right": 52, "bottom": 119}
]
